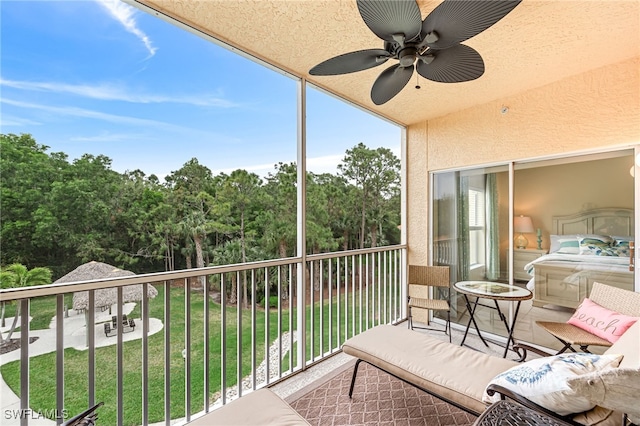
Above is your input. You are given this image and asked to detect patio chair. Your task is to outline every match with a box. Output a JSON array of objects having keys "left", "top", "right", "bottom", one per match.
[
  {"left": 407, "top": 265, "right": 451, "bottom": 342},
  {"left": 522, "top": 282, "right": 640, "bottom": 358},
  {"left": 104, "top": 323, "right": 116, "bottom": 337}
]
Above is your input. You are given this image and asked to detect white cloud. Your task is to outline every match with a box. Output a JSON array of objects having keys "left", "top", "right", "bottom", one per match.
[
  {"left": 69, "top": 131, "right": 144, "bottom": 143},
  {"left": 213, "top": 153, "right": 346, "bottom": 178},
  {"left": 2, "top": 98, "right": 174, "bottom": 128},
  {"left": 95, "top": 0, "right": 157, "bottom": 58},
  {"left": 307, "top": 154, "right": 344, "bottom": 175},
  {"left": 0, "top": 78, "right": 237, "bottom": 108},
  {"left": 0, "top": 115, "right": 42, "bottom": 127}
]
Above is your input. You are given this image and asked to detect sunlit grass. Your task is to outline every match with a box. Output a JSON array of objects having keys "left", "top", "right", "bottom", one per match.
[{"left": 1, "top": 281, "right": 400, "bottom": 425}]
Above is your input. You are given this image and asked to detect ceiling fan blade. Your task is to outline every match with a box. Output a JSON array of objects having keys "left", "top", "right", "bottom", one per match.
[
  {"left": 357, "top": 0, "right": 422, "bottom": 43},
  {"left": 421, "top": 0, "right": 521, "bottom": 50},
  {"left": 371, "top": 64, "right": 414, "bottom": 105},
  {"left": 416, "top": 44, "right": 484, "bottom": 83},
  {"left": 310, "top": 49, "right": 391, "bottom": 76}
]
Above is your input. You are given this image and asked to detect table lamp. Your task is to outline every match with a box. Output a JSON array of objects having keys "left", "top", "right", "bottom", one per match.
[{"left": 514, "top": 215, "right": 534, "bottom": 249}]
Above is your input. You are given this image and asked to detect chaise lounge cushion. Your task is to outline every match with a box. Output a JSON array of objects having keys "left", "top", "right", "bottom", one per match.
[
  {"left": 342, "top": 325, "right": 517, "bottom": 414},
  {"left": 187, "top": 388, "right": 310, "bottom": 426}
]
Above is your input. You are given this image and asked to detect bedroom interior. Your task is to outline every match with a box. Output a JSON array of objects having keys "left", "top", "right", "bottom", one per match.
[{"left": 432, "top": 150, "right": 635, "bottom": 352}]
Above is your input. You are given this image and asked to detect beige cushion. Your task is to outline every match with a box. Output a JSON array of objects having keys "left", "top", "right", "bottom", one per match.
[
  {"left": 572, "top": 406, "right": 621, "bottom": 426},
  {"left": 568, "top": 368, "right": 640, "bottom": 423},
  {"left": 187, "top": 388, "right": 310, "bottom": 426},
  {"left": 342, "top": 325, "right": 517, "bottom": 414},
  {"left": 572, "top": 319, "right": 640, "bottom": 425},
  {"left": 604, "top": 320, "right": 640, "bottom": 369}
]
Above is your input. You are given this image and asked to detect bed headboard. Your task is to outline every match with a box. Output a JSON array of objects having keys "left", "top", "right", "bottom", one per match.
[{"left": 552, "top": 208, "right": 634, "bottom": 236}]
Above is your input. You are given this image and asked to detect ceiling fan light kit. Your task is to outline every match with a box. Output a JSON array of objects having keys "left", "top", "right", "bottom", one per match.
[{"left": 310, "top": 0, "right": 522, "bottom": 105}]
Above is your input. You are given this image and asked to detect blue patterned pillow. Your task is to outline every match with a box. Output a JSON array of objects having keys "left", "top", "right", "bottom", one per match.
[
  {"left": 578, "top": 235, "right": 614, "bottom": 256},
  {"left": 483, "top": 353, "right": 623, "bottom": 415},
  {"left": 611, "top": 236, "right": 632, "bottom": 257}
]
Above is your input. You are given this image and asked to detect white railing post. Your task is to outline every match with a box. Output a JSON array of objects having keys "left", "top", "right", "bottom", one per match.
[
  {"left": 1, "top": 246, "right": 406, "bottom": 425},
  {"left": 296, "top": 77, "right": 307, "bottom": 371}
]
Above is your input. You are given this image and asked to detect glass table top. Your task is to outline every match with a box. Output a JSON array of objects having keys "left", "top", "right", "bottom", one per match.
[{"left": 453, "top": 281, "right": 532, "bottom": 300}]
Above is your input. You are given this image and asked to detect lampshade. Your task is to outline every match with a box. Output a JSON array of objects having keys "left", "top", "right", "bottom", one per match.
[{"left": 514, "top": 216, "right": 534, "bottom": 233}]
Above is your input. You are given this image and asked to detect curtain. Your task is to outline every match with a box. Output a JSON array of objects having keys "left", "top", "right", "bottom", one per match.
[
  {"left": 485, "top": 173, "right": 500, "bottom": 280},
  {"left": 456, "top": 173, "right": 470, "bottom": 282}
]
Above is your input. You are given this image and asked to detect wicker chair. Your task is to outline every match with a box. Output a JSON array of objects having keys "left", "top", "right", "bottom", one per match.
[
  {"left": 407, "top": 265, "right": 451, "bottom": 342},
  {"left": 533, "top": 282, "right": 640, "bottom": 356}
]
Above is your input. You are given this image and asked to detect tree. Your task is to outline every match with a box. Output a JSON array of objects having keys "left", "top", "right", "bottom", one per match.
[
  {"left": 314, "top": 173, "right": 357, "bottom": 251},
  {"left": 166, "top": 159, "right": 217, "bottom": 288},
  {"left": 338, "top": 143, "right": 400, "bottom": 248},
  {"left": 0, "top": 264, "right": 52, "bottom": 343},
  {"left": 212, "top": 239, "right": 242, "bottom": 304},
  {"left": 220, "top": 170, "right": 264, "bottom": 307},
  {"left": 32, "top": 153, "right": 123, "bottom": 273},
  {"left": 260, "top": 162, "right": 297, "bottom": 259},
  {"left": 0, "top": 133, "right": 66, "bottom": 268}
]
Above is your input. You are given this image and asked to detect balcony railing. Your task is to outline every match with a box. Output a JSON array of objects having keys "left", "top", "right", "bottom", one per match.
[{"left": 0, "top": 245, "right": 406, "bottom": 426}]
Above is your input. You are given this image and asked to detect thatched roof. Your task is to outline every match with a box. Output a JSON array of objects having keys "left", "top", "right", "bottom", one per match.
[{"left": 55, "top": 261, "right": 158, "bottom": 310}]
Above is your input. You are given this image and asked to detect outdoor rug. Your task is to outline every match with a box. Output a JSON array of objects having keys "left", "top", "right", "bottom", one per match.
[{"left": 287, "top": 361, "right": 478, "bottom": 426}]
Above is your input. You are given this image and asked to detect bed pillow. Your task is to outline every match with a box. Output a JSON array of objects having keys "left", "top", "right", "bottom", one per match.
[
  {"left": 549, "top": 235, "right": 580, "bottom": 254},
  {"left": 567, "top": 298, "right": 638, "bottom": 343},
  {"left": 483, "top": 353, "right": 623, "bottom": 416},
  {"left": 578, "top": 235, "right": 614, "bottom": 256}
]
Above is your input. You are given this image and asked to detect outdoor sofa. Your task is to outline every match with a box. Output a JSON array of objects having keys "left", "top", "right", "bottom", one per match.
[{"left": 190, "top": 309, "right": 639, "bottom": 425}]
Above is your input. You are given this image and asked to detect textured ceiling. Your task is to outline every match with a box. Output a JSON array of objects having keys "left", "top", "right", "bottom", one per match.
[{"left": 129, "top": 0, "right": 640, "bottom": 126}]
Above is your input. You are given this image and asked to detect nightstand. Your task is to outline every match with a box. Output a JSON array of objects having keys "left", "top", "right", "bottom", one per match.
[{"left": 513, "top": 248, "right": 547, "bottom": 281}]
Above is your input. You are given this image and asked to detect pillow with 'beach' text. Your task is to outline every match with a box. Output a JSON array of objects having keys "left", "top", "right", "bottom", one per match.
[{"left": 567, "top": 297, "right": 638, "bottom": 343}]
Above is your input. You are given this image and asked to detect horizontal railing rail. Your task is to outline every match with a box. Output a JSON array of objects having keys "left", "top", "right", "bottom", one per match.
[{"left": 0, "top": 245, "right": 406, "bottom": 426}]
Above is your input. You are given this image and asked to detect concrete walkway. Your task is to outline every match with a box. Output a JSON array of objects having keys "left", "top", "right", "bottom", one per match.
[{"left": 0, "top": 303, "right": 163, "bottom": 425}]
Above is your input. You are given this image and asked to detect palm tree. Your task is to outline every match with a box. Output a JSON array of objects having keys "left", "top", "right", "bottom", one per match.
[
  {"left": 0, "top": 263, "right": 52, "bottom": 344},
  {"left": 212, "top": 240, "right": 243, "bottom": 304}
]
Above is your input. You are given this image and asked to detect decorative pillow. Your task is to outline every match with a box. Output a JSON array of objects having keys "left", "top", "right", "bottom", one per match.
[
  {"left": 483, "top": 353, "right": 623, "bottom": 416},
  {"left": 611, "top": 235, "right": 633, "bottom": 246},
  {"left": 567, "top": 298, "right": 638, "bottom": 343},
  {"left": 590, "top": 246, "right": 620, "bottom": 257},
  {"left": 578, "top": 235, "right": 614, "bottom": 256},
  {"left": 550, "top": 235, "right": 580, "bottom": 254},
  {"left": 566, "top": 368, "right": 640, "bottom": 423},
  {"left": 610, "top": 236, "right": 632, "bottom": 257}
]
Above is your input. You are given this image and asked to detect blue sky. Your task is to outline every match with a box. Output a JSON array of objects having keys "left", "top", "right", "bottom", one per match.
[{"left": 1, "top": 0, "right": 401, "bottom": 180}]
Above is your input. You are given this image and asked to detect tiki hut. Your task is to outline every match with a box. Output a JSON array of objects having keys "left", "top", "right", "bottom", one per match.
[
  {"left": 54, "top": 261, "right": 158, "bottom": 312},
  {"left": 55, "top": 261, "right": 158, "bottom": 346}
]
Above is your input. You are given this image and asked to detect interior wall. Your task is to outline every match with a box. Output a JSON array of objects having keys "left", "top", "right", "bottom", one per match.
[
  {"left": 406, "top": 57, "right": 640, "bottom": 264},
  {"left": 512, "top": 155, "right": 635, "bottom": 251}
]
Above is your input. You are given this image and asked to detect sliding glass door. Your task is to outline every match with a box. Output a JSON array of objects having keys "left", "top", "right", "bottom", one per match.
[
  {"left": 431, "top": 166, "right": 509, "bottom": 325},
  {"left": 431, "top": 149, "right": 636, "bottom": 349}
]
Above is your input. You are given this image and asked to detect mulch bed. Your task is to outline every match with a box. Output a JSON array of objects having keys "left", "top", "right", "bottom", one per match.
[{"left": 0, "top": 337, "right": 39, "bottom": 355}]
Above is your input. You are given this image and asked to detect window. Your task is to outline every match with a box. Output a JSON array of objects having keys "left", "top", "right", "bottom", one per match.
[{"left": 468, "top": 187, "right": 485, "bottom": 266}]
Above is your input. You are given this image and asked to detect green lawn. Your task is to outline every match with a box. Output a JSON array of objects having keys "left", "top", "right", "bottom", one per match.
[{"left": 1, "top": 283, "right": 401, "bottom": 425}]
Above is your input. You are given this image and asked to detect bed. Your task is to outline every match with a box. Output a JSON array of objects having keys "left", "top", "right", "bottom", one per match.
[{"left": 524, "top": 208, "right": 634, "bottom": 309}]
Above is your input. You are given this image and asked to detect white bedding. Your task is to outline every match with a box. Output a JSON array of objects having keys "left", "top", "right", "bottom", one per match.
[{"left": 524, "top": 253, "right": 631, "bottom": 291}]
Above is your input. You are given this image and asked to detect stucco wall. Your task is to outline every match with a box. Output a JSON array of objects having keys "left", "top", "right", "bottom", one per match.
[{"left": 407, "top": 57, "right": 640, "bottom": 264}]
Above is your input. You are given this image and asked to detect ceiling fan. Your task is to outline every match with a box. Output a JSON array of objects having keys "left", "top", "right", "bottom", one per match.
[{"left": 309, "top": 0, "right": 521, "bottom": 105}]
